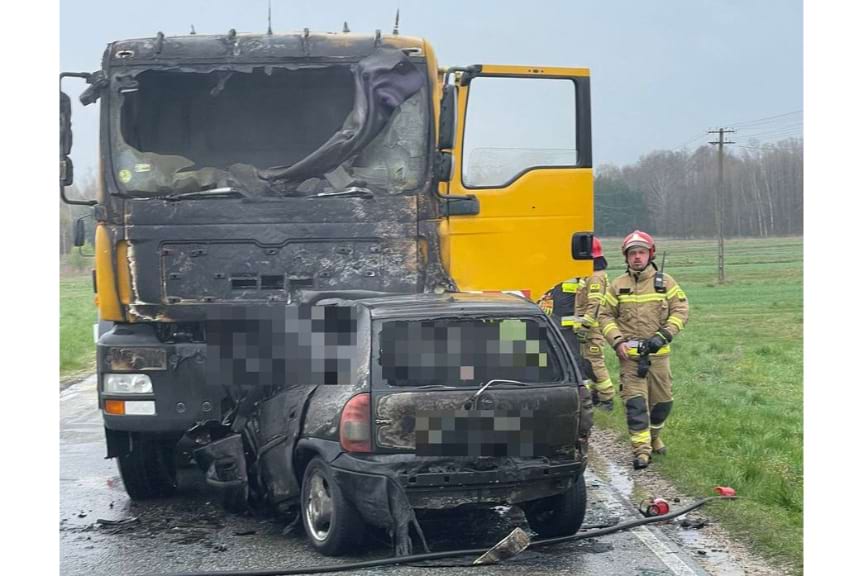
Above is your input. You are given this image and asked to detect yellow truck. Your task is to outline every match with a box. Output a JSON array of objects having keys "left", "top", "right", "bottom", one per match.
[{"left": 60, "top": 30, "right": 594, "bottom": 500}]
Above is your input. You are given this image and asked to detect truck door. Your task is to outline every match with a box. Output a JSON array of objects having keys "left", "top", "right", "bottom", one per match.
[{"left": 438, "top": 65, "right": 594, "bottom": 300}]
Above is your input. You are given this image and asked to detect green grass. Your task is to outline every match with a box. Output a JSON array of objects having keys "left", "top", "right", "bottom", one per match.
[
  {"left": 60, "top": 275, "right": 97, "bottom": 378},
  {"left": 594, "top": 236, "right": 802, "bottom": 572}
]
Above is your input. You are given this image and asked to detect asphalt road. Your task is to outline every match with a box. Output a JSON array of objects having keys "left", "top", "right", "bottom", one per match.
[{"left": 60, "top": 375, "right": 715, "bottom": 576}]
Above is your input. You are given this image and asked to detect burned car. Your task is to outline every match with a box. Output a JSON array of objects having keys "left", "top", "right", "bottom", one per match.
[{"left": 188, "top": 292, "right": 591, "bottom": 556}]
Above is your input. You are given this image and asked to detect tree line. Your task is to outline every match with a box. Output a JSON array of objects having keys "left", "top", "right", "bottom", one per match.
[{"left": 595, "top": 137, "right": 803, "bottom": 238}]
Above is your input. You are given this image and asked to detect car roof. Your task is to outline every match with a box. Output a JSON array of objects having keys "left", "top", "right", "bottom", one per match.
[{"left": 354, "top": 292, "right": 544, "bottom": 320}]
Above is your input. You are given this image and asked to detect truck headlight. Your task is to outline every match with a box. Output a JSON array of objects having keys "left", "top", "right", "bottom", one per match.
[{"left": 104, "top": 373, "right": 153, "bottom": 394}]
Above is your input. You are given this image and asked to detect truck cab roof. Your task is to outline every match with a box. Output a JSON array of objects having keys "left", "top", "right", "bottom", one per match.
[{"left": 107, "top": 31, "right": 427, "bottom": 64}]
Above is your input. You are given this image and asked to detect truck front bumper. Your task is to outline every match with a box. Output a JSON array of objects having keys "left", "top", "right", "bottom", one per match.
[{"left": 97, "top": 323, "right": 226, "bottom": 433}]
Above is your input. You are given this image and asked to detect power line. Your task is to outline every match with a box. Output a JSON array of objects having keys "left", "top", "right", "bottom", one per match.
[
  {"left": 672, "top": 132, "right": 710, "bottom": 151},
  {"left": 736, "top": 118, "right": 803, "bottom": 129},
  {"left": 741, "top": 126, "right": 803, "bottom": 140},
  {"left": 735, "top": 120, "right": 803, "bottom": 133},
  {"left": 720, "top": 109, "right": 802, "bottom": 128}
]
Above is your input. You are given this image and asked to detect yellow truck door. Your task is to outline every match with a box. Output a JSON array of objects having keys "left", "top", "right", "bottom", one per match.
[{"left": 438, "top": 65, "right": 594, "bottom": 300}]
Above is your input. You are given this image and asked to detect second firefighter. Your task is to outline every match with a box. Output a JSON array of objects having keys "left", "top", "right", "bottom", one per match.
[{"left": 574, "top": 237, "right": 615, "bottom": 411}]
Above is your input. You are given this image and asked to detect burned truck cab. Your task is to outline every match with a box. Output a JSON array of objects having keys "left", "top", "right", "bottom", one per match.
[
  {"left": 60, "top": 29, "right": 596, "bottom": 504},
  {"left": 62, "top": 31, "right": 450, "bottom": 499}
]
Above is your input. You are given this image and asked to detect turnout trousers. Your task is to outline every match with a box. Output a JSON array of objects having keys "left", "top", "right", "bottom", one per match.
[
  {"left": 580, "top": 333, "right": 614, "bottom": 402},
  {"left": 619, "top": 354, "right": 673, "bottom": 457}
]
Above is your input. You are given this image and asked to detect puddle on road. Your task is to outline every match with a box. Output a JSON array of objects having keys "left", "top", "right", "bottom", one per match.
[
  {"left": 672, "top": 522, "right": 744, "bottom": 576},
  {"left": 587, "top": 446, "right": 634, "bottom": 501},
  {"left": 603, "top": 458, "right": 636, "bottom": 500}
]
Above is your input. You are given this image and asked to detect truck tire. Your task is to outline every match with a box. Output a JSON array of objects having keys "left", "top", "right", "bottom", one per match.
[
  {"left": 300, "top": 457, "right": 364, "bottom": 556},
  {"left": 116, "top": 433, "right": 178, "bottom": 500},
  {"left": 523, "top": 472, "right": 587, "bottom": 538}
]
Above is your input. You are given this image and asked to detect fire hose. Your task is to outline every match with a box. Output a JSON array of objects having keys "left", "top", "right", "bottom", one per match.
[{"left": 160, "top": 495, "right": 738, "bottom": 576}]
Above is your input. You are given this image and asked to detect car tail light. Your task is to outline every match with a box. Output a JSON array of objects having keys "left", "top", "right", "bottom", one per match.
[{"left": 340, "top": 393, "right": 371, "bottom": 453}]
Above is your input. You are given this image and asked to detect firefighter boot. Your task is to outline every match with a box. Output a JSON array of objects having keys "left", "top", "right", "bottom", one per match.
[
  {"left": 633, "top": 454, "right": 650, "bottom": 470},
  {"left": 649, "top": 401, "right": 673, "bottom": 456},
  {"left": 596, "top": 399, "right": 614, "bottom": 412},
  {"left": 651, "top": 431, "right": 667, "bottom": 456}
]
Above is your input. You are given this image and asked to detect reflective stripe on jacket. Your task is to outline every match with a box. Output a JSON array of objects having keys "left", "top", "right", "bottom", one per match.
[
  {"left": 598, "top": 264, "right": 689, "bottom": 352},
  {"left": 575, "top": 271, "right": 608, "bottom": 330}
]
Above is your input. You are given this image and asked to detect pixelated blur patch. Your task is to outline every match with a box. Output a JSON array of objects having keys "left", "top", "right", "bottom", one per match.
[
  {"left": 378, "top": 317, "right": 561, "bottom": 387},
  {"left": 414, "top": 408, "right": 563, "bottom": 457},
  {"left": 205, "top": 304, "right": 358, "bottom": 388}
]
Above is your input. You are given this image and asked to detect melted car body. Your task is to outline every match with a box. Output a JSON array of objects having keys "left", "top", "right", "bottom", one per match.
[{"left": 190, "top": 293, "right": 589, "bottom": 555}]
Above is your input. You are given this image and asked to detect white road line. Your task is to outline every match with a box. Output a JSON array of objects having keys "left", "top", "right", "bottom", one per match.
[
  {"left": 630, "top": 525, "right": 698, "bottom": 575},
  {"left": 587, "top": 456, "right": 705, "bottom": 576}
]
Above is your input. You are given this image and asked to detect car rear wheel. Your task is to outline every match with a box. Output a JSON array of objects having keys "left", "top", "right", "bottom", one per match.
[
  {"left": 523, "top": 472, "right": 587, "bottom": 538},
  {"left": 301, "top": 457, "right": 364, "bottom": 556},
  {"left": 116, "top": 432, "right": 177, "bottom": 500}
]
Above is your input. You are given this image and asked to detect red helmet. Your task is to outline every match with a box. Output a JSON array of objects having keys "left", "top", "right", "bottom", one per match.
[
  {"left": 591, "top": 236, "right": 604, "bottom": 259},
  {"left": 622, "top": 230, "right": 656, "bottom": 260}
]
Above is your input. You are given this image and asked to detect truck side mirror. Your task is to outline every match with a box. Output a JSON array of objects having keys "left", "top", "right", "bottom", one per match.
[
  {"left": 571, "top": 232, "right": 594, "bottom": 260},
  {"left": 438, "top": 85, "right": 455, "bottom": 150},
  {"left": 74, "top": 217, "right": 86, "bottom": 247},
  {"left": 60, "top": 91, "right": 73, "bottom": 186}
]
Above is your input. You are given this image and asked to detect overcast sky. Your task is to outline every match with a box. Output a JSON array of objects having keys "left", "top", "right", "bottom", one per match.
[{"left": 60, "top": 0, "right": 802, "bottom": 178}]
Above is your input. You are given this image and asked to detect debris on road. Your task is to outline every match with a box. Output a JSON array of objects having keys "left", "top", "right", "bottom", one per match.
[
  {"left": 680, "top": 518, "right": 708, "bottom": 530},
  {"left": 97, "top": 517, "right": 139, "bottom": 526},
  {"left": 473, "top": 527, "right": 531, "bottom": 565}
]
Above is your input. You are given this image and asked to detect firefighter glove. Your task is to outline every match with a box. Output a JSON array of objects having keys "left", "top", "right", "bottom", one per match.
[{"left": 645, "top": 333, "right": 667, "bottom": 353}]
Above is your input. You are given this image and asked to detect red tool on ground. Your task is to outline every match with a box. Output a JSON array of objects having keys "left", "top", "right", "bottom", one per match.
[
  {"left": 639, "top": 497, "right": 671, "bottom": 517},
  {"left": 714, "top": 486, "right": 737, "bottom": 497}
]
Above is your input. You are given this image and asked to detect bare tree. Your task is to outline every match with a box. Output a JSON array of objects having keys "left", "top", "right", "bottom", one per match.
[{"left": 596, "top": 138, "right": 802, "bottom": 238}]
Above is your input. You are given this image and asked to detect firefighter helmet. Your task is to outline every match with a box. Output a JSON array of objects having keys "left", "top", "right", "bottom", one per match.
[
  {"left": 592, "top": 237, "right": 604, "bottom": 258},
  {"left": 622, "top": 230, "right": 656, "bottom": 259}
]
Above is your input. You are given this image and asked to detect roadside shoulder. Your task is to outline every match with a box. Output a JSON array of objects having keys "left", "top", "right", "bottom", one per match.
[{"left": 588, "top": 428, "right": 794, "bottom": 576}]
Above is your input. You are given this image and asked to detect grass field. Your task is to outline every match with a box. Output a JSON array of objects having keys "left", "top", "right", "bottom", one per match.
[
  {"left": 594, "top": 236, "right": 803, "bottom": 571},
  {"left": 60, "top": 275, "right": 97, "bottom": 378}
]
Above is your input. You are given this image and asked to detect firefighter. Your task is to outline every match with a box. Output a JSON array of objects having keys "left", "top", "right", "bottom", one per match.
[
  {"left": 538, "top": 277, "right": 590, "bottom": 381},
  {"left": 538, "top": 277, "right": 594, "bottom": 445},
  {"left": 598, "top": 231, "right": 689, "bottom": 470},
  {"left": 574, "top": 237, "right": 615, "bottom": 411}
]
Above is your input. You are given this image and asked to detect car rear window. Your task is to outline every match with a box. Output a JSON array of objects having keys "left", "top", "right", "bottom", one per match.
[{"left": 376, "top": 317, "right": 563, "bottom": 387}]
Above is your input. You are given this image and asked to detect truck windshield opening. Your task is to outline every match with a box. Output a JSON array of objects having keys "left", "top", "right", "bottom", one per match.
[{"left": 112, "top": 49, "right": 428, "bottom": 198}]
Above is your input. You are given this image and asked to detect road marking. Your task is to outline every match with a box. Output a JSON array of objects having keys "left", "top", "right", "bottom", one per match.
[
  {"left": 630, "top": 525, "right": 698, "bottom": 575},
  {"left": 586, "top": 456, "right": 706, "bottom": 576}
]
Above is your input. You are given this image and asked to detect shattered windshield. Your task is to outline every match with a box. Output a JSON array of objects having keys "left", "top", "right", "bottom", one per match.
[{"left": 110, "top": 48, "right": 428, "bottom": 198}]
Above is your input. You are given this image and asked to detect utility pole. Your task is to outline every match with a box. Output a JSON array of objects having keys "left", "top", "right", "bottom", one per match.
[{"left": 708, "top": 128, "right": 735, "bottom": 283}]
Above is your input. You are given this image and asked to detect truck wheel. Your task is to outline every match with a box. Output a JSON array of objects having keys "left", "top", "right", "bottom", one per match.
[
  {"left": 116, "top": 433, "right": 177, "bottom": 500},
  {"left": 523, "top": 472, "right": 587, "bottom": 538},
  {"left": 301, "top": 457, "right": 364, "bottom": 556}
]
